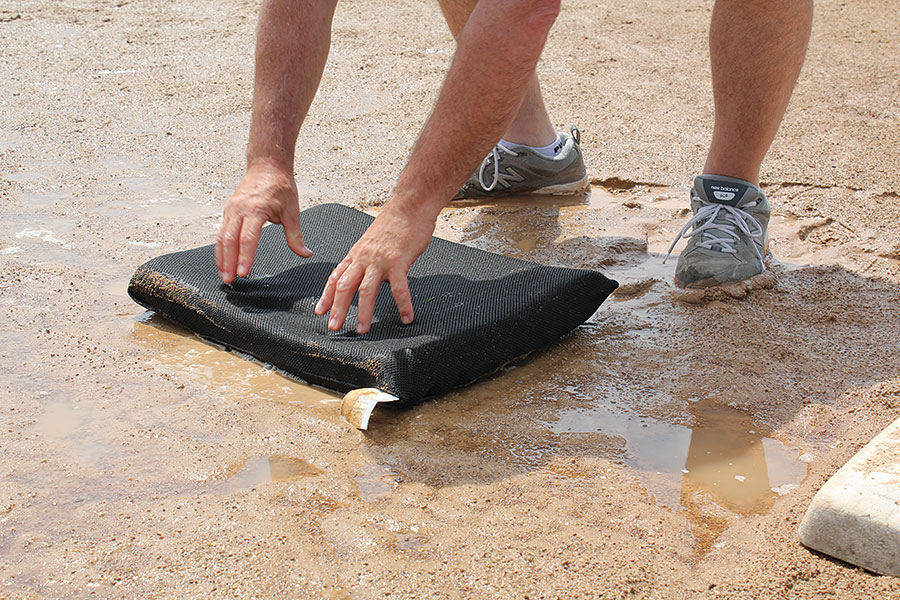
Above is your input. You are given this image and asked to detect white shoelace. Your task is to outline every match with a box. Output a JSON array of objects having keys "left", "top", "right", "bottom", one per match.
[
  {"left": 664, "top": 198, "right": 764, "bottom": 266},
  {"left": 478, "top": 144, "right": 519, "bottom": 192}
]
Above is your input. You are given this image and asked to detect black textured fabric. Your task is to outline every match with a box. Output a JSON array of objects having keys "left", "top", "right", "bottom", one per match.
[{"left": 128, "top": 203, "right": 618, "bottom": 402}]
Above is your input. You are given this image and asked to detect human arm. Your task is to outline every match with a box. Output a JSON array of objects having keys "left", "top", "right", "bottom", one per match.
[
  {"left": 316, "top": 0, "right": 561, "bottom": 333},
  {"left": 216, "top": 0, "right": 339, "bottom": 284}
]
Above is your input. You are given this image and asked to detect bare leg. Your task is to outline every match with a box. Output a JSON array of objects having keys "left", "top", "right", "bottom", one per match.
[
  {"left": 437, "top": 0, "right": 557, "bottom": 146},
  {"left": 703, "top": 0, "right": 813, "bottom": 185}
]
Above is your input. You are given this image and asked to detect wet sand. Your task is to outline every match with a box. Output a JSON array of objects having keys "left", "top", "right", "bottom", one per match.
[{"left": 2, "top": 1, "right": 900, "bottom": 598}]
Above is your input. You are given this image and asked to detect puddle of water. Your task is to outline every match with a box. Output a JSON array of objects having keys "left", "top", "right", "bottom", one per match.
[
  {"left": 86, "top": 165, "right": 218, "bottom": 224},
  {"left": 3, "top": 170, "right": 44, "bottom": 183},
  {"left": 393, "top": 532, "right": 430, "bottom": 552},
  {"left": 446, "top": 189, "right": 593, "bottom": 211},
  {"left": 99, "top": 175, "right": 215, "bottom": 223},
  {"left": 552, "top": 397, "right": 808, "bottom": 553},
  {"left": 105, "top": 275, "right": 134, "bottom": 303},
  {"left": 33, "top": 25, "right": 79, "bottom": 44},
  {"left": 451, "top": 206, "right": 565, "bottom": 258},
  {"left": 0, "top": 131, "right": 25, "bottom": 154},
  {"left": 100, "top": 156, "right": 146, "bottom": 173},
  {"left": 445, "top": 183, "right": 667, "bottom": 212},
  {"left": 513, "top": 236, "right": 539, "bottom": 254},
  {"left": 442, "top": 184, "right": 678, "bottom": 258},
  {"left": 355, "top": 462, "right": 402, "bottom": 502},
  {"left": 379, "top": 181, "right": 883, "bottom": 561},
  {"left": 0, "top": 215, "right": 93, "bottom": 268},
  {"left": 131, "top": 314, "right": 341, "bottom": 407},
  {"left": 1, "top": 159, "right": 69, "bottom": 184},
  {"left": 33, "top": 397, "right": 112, "bottom": 468},
  {"left": 102, "top": 195, "right": 215, "bottom": 223},
  {"left": 460, "top": 218, "right": 553, "bottom": 256},
  {"left": 19, "top": 189, "right": 73, "bottom": 211},
  {"left": 215, "top": 456, "right": 322, "bottom": 493}
]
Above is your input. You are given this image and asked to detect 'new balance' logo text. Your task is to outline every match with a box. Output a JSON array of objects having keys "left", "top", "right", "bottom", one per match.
[{"left": 711, "top": 185, "right": 740, "bottom": 202}]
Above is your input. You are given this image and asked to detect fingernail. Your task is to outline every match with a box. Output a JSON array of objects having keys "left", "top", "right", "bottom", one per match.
[
  {"left": 218, "top": 271, "right": 227, "bottom": 281},
  {"left": 329, "top": 317, "right": 338, "bottom": 329},
  {"left": 314, "top": 301, "right": 323, "bottom": 314},
  {"left": 402, "top": 315, "right": 412, "bottom": 325},
  {"left": 356, "top": 324, "right": 365, "bottom": 334}
]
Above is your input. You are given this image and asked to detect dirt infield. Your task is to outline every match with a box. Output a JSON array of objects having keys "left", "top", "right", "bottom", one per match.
[{"left": 1, "top": 1, "right": 899, "bottom": 597}]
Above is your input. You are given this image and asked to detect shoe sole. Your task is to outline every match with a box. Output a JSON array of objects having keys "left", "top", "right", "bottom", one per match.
[
  {"left": 530, "top": 173, "right": 591, "bottom": 195},
  {"left": 458, "top": 173, "right": 591, "bottom": 199}
]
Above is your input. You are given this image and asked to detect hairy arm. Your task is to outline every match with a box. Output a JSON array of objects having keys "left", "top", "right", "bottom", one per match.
[
  {"left": 317, "top": 0, "right": 561, "bottom": 333},
  {"left": 216, "top": 0, "right": 339, "bottom": 284}
]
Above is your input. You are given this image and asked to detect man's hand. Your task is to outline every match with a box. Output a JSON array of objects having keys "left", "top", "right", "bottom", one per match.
[
  {"left": 315, "top": 204, "right": 435, "bottom": 334},
  {"left": 309, "top": 0, "right": 558, "bottom": 332},
  {"left": 216, "top": 161, "right": 312, "bottom": 284}
]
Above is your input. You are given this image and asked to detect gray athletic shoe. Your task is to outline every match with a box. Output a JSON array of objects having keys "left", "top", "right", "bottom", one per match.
[
  {"left": 665, "top": 174, "right": 770, "bottom": 288},
  {"left": 453, "top": 126, "right": 589, "bottom": 199}
]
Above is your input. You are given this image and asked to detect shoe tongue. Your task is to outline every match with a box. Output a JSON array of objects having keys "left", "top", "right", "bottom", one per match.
[{"left": 701, "top": 177, "right": 753, "bottom": 207}]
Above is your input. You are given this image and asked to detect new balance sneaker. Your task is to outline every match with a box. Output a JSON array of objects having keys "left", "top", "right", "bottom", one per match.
[
  {"left": 453, "top": 126, "right": 589, "bottom": 199},
  {"left": 665, "top": 174, "right": 770, "bottom": 288}
]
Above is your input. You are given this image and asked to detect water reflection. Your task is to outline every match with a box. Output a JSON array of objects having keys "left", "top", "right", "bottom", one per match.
[
  {"left": 216, "top": 456, "right": 322, "bottom": 493},
  {"left": 355, "top": 462, "right": 402, "bottom": 502},
  {"left": 678, "top": 401, "right": 807, "bottom": 553},
  {"left": 553, "top": 397, "right": 808, "bottom": 553},
  {"left": 34, "top": 397, "right": 112, "bottom": 468},
  {"left": 130, "top": 313, "right": 341, "bottom": 407}
]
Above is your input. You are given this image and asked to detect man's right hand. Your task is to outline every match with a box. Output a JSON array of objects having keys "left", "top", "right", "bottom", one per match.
[{"left": 215, "top": 161, "right": 312, "bottom": 284}]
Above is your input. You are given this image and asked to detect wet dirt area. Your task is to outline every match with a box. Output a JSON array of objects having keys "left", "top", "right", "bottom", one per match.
[
  {"left": 7, "top": 180, "right": 900, "bottom": 597},
  {"left": 3, "top": 1, "right": 900, "bottom": 598}
]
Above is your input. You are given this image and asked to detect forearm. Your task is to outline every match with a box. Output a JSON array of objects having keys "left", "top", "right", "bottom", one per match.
[
  {"left": 247, "top": 0, "right": 339, "bottom": 171},
  {"left": 387, "top": 0, "right": 560, "bottom": 220}
]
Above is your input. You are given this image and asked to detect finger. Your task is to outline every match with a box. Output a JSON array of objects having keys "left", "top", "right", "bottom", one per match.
[
  {"left": 389, "top": 270, "right": 414, "bottom": 325},
  {"left": 355, "top": 271, "right": 382, "bottom": 334},
  {"left": 215, "top": 223, "right": 225, "bottom": 275},
  {"left": 236, "top": 214, "right": 268, "bottom": 278},
  {"left": 216, "top": 216, "right": 243, "bottom": 284},
  {"left": 328, "top": 263, "right": 365, "bottom": 331},
  {"left": 316, "top": 258, "right": 351, "bottom": 315},
  {"left": 281, "top": 207, "right": 312, "bottom": 258}
]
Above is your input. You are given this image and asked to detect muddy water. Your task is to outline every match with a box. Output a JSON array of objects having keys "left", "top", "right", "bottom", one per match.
[
  {"left": 215, "top": 455, "right": 322, "bottom": 493},
  {"left": 4, "top": 3, "right": 900, "bottom": 595},
  {"left": 131, "top": 314, "right": 341, "bottom": 410},
  {"left": 431, "top": 182, "right": 898, "bottom": 550},
  {"left": 130, "top": 303, "right": 808, "bottom": 552},
  {"left": 6, "top": 173, "right": 900, "bottom": 595},
  {"left": 553, "top": 397, "right": 808, "bottom": 553},
  {"left": 116, "top": 182, "right": 842, "bottom": 554}
]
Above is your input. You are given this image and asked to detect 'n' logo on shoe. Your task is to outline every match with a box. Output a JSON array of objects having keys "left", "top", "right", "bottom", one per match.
[{"left": 496, "top": 167, "right": 525, "bottom": 189}]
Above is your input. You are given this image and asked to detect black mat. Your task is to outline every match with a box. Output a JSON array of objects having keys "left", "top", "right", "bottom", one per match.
[{"left": 128, "top": 203, "right": 618, "bottom": 402}]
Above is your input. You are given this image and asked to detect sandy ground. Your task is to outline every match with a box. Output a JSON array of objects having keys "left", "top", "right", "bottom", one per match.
[{"left": 2, "top": 0, "right": 900, "bottom": 598}]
